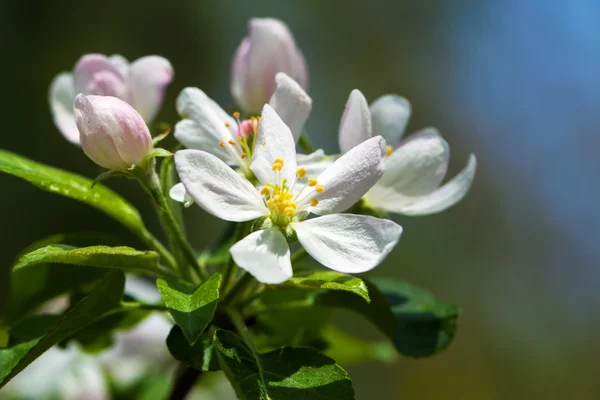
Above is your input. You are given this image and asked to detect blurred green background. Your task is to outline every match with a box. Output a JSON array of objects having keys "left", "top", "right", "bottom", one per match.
[{"left": 2, "top": 0, "right": 600, "bottom": 398}]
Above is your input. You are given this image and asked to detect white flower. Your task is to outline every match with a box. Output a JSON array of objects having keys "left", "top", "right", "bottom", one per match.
[
  {"left": 171, "top": 72, "right": 331, "bottom": 205},
  {"left": 339, "top": 91, "right": 477, "bottom": 216},
  {"left": 49, "top": 54, "right": 173, "bottom": 145},
  {"left": 175, "top": 105, "right": 402, "bottom": 284}
]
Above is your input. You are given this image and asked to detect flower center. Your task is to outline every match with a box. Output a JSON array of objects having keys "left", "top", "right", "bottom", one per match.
[
  {"left": 260, "top": 159, "right": 323, "bottom": 226},
  {"left": 219, "top": 113, "right": 260, "bottom": 173}
]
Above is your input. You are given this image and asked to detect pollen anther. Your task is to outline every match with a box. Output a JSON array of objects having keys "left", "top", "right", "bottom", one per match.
[
  {"left": 310, "top": 198, "right": 319, "bottom": 207},
  {"left": 219, "top": 141, "right": 225, "bottom": 147},
  {"left": 315, "top": 184, "right": 324, "bottom": 193},
  {"left": 386, "top": 145, "right": 393, "bottom": 157},
  {"left": 296, "top": 167, "right": 306, "bottom": 178},
  {"left": 308, "top": 177, "right": 318, "bottom": 187}
]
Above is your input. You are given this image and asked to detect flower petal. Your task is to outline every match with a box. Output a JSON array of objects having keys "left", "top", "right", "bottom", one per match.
[
  {"left": 310, "top": 136, "right": 385, "bottom": 215},
  {"left": 373, "top": 154, "right": 477, "bottom": 215},
  {"left": 128, "top": 55, "right": 174, "bottom": 122},
  {"left": 370, "top": 94, "right": 411, "bottom": 146},
  {"left": 109, "top": 54, "right": 129, "bottom": 76},
  {"left": 169, "top": 182, "right": 194, "bottom": 207},
  {"left": 251, "top": 104, "right": 297, "bottom": 185},
  {"left": 175, "top": 149, "right": 268, "bottom": 222},
  {"left": 73, "top": 54, "right": 125, "bottom": 95},
  {"left": 338, "top": 89, "right": 372, "bottom": 153},
  {"left": 296, "top": 149, "right": 334, "bottom": 181},
  {"left": 380, "top": 128, "right": 449, "bottom": 196},
  {"left": 174, "top": 119, "right": 235, "bottom": 164},
  {"left": 48, "top": 72, "right": 79, "bottom": 144},
  {"left": 292, "top": 214, "right": 402, "bottom": 273},
  {"left": 230, "top": 228, "right": 292, "bottom": 284},
  {"left": 268, "top": 72, "right": 312, "bottom": 142}
]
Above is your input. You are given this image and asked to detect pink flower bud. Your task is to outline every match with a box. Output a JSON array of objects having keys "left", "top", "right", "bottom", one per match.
[
  {"left": 74, "top": 94, "right": 153, "bottom": 170},
  {"left": 231, "top": 18, "right": 308, "bottom": 114}
]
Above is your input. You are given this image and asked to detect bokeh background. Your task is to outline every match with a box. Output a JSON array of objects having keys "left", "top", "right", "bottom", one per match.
[{"left": 2, "top": 0, "right": 600, "bottom": 398}]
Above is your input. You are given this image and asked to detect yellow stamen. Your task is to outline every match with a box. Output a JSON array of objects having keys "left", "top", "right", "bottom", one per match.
[
  {"left": 228, "top": 139, "right": 236, "bottom": 145},
  {"left": 296, "top": 167, "right": 306, "bottom": 178},
  {"left": 308, "top": 177, "right": 318, "bottom": 187},
  {"left": 386, "top": 145, "right": 393, "bottom": 157},
  {"left": 315, "top": 184, "right": 324, "bottom": 193},
  {"left": 272, "top": 158, "right": 284, "bottom": 171},
  {"left": 260, "top": 186, "right": 271, "bottom": 196},
  {"left": 241, "top": 153, "right": 247, "bottom": 158},
  {"left": 225, "top": 122, "right": 230, "bottom": 127},
  {"left": 310, "top": 198, "right": 319, "bottom": 207},
  {"left": 233, "top": 111, "right": 240, "bottom": 119},
  {"left": 219, "top": 141, "right": 225, "bottom": 147}
]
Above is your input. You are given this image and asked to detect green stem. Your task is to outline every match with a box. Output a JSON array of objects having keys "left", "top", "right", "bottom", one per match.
[
  {"left": 137, "top": 164, "right": 206, "bottom": 282},
  {"left": 298, "top": 132, "right": 314, "bottom": 154},
  {"left": 223, "top": 272, "right": 254, "bottom": 305},
  {"left": 139, "top": 228, "right": 178, "bottom": 272},
  {"left": 291, "top": 248, "right": 308, "bottom": 264},
  {"left": 227, "top": 307, "right": 263, "bottom": 380}
]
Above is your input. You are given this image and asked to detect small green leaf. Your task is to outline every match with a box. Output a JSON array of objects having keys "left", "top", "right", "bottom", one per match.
[
  {"left": 370, "top": 278, "right": 461, "bottom": 357},
  {"left": 214, "top": 329, "right": 355, "bottom": 400},
  {"left": 148, "top": 148, "right": 173, "bottom": 159},
  {"left": 157, "top": 274, "right": 221, "bottom": 345},
  {"left": 0, "top": 270, "right": 125, "bottom": 387},
  {"left": 166, "top": 325, "right": 220, "bottom": 372},
  {"left": 0, "top": 150, "right": 145, "bottom": 235},
  {"left": 283, "top": 269, "right": 370, "bottom": 303},
  {"left": 12, "top": 245, "right": 173, "bottom": 278}
]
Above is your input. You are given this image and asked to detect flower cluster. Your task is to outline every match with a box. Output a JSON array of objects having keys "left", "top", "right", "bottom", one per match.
[{"left": 48, "top": 18, "right": 476, "bottom": 286}]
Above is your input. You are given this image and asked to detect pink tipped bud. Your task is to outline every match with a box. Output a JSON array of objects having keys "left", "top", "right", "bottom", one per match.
[
  {"left": 74, "top": 94, "right": 153, "bottom": 170},
  {"left": 239, "top": 119, "right": 256, "bottom": 137},
  {"left": 231, "top": 18, "right": 308, "bottom": 114}
]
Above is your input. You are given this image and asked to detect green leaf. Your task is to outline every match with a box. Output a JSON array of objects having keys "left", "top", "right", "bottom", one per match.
[
  {"left": 66, "top": 307, "right": 151, "bottom": 353},
  {"left": 252, "top": 307, "right": 331, "bottom": 352},
  {"left": 0, "top": 270, "right": 125, "bottom": 387},
  {"left": 157, "top": 273, "right": 221, "bottom": 345},
  {"left": 3, "top": 233, "right": 121, "bottom": 323},
  {"left": 321, "top": 325, "right": 397, "bottom": 366},
  {"left": 166, "top": 325, "right": 220, "bottom": 372},
  {"left": 369, "top": 278, "right": 461, "bottom": 357},
  {"left": 214, "top": 329, "right": 355, "bottom": 400},
  {"left": 283, "top": 269, "right": 370, "bottom": 303},
  {"left": 148, "top": 148, "right": 173, "bottom": 158},
  {"left": 0, "top": 150, "right": 145, "bottom": 234},
  {"left": 12, "top": 245, "right": 174, "bottom": 278},
  {"left": 248, "top": 278, "right": 460, "bottom": 358}
]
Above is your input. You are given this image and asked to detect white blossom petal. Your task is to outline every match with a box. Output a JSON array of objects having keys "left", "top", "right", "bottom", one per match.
[
  {"left": 380, "top": 128, "right": 449, "bottom": 196},
  {"left": 268, "top": 72, "right": 312, "bottom": 142},
  {"left": 338, "top": 89, "right": 372, "bottom": 153},
  {"left": 370, "top": 94, "right": 411, "bottom": 146},
  {"left": 251, "top": 104, "right": 297, "bottom": 185},
  {"left": 296, "top": 149, "right": 334, "bottom": 181},
  {"left": 310, "top": 136, "right": 385, "bottom": 215},
  {"left": 169, "top": 182, "right": 194, "bottom": 207},
  {"left": 230, "top": 228, "right": 292, "bottom": 284},
  {"left": 292, "top": 214, "right": 402, "bottom": 274},
  {"left": 175, "top": 150, "right": 267, "bottom": 222},
  {"left": 174, "top": 119, "right": 235, "bottom": 164},
  {"left": 109, "top": 54, "right": 129, "bottom": 76},
  {"left": 128, "top": 55, "right": 174, "bottom": 122},
  {"left": 48, "top": 72, "right": 79, "bottom": 144},
  {"left": 371, "top": 154, "right": 477, "bottom": 215},
  {"left": 73, "top": 54, "right": 125, "bottom": 95}
]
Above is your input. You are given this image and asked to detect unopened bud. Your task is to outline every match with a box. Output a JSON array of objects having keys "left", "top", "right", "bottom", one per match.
[
  {"left": 231, "top": 18, "right": 308, "bottom": 114},
  {"left": 74, "top": 94, "right": 152, "bottom": 170}
]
